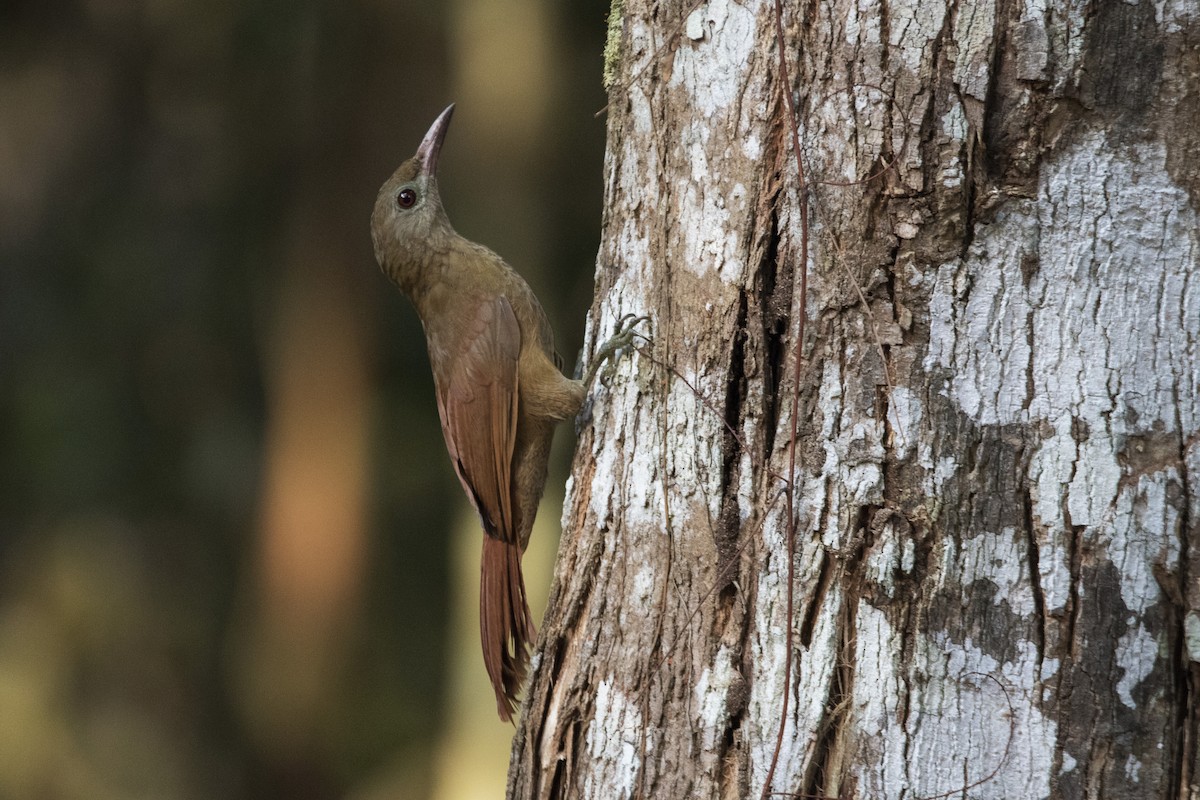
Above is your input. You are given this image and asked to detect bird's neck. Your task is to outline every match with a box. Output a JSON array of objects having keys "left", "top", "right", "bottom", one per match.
[
  {"left": 393, "top": 232, "right": 472, "bottom": 323},
  {"left": 386, "top": 226, "right": 459, "bottom": 304}
]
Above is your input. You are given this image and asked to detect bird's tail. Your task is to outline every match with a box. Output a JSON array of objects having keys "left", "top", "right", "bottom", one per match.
[{"left": 480, "top": 535, "right": 536, "bottom": 722}]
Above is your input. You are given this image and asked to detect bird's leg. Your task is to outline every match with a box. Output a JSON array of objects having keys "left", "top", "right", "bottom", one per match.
[{"left": 580, "top": 314, "right": 650, "bottom": 389}]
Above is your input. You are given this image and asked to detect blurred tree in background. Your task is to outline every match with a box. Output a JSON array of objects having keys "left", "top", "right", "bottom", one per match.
[{"left": 0, "top": 1, "right": 608, "bottom": 798}]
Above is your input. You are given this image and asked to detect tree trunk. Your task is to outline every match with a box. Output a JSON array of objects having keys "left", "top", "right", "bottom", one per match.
[{"left": 509, "top": 1, "right": 1200, "bottom": 798}]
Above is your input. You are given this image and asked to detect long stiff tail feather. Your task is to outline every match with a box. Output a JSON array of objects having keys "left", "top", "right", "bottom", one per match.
[{"left": 480, "top": 535, "right": 536, "bottom": 722}]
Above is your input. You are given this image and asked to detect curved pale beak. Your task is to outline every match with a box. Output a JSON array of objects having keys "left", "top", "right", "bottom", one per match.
[{"left": 416, "top": 104, "right": 455, "bottom": 176}]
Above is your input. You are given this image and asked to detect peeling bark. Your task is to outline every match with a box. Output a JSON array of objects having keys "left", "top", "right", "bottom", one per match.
[{"left": 508, "top": 1, "right": 1200, "bottom": 799}]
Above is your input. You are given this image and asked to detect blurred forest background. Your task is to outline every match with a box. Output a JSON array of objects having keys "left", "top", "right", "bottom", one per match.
[{"left": 0, "top": 0, "right": 611, "bottom": 797}]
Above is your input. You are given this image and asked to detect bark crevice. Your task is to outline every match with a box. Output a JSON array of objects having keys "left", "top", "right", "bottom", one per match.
[{"left": 758, "top": 203, "right": 787, "bottom": 459}]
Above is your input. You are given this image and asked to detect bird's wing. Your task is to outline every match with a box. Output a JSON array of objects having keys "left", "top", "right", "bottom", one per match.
[{"left": 434, "top": 295, "right": 520, "bottom": 541}]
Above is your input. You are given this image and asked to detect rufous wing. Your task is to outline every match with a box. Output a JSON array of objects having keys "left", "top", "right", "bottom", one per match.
[
  {"left": 435, "top": 295, "right": 520, "bottom": 538},
  {"left": 433, "top": 294, "right": 535, "bottom": 721}
]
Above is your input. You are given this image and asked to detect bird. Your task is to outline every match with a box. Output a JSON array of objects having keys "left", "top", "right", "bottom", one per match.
[{"left": 371, "top": 104, "right": 644, "bottom": 722}]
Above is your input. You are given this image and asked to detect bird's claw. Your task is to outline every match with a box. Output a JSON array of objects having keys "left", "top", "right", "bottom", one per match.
[
  {"left": 585, "top": 314, "right": 650, "bottom": 388},
  {"left": 611, "top": 314, "right": 651, "bottom": 349}
]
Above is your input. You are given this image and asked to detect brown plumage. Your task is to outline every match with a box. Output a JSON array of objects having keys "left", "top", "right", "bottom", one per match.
[{"left": 371, "top": 105, "right": 637, "bottom": 722}]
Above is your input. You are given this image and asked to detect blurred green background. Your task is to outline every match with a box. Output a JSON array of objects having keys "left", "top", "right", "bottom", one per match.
[{"left": 0, "top": 0, "right": 610, "bottom": 798}]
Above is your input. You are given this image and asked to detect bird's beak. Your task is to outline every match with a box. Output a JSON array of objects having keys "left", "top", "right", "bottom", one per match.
[{"left": 416, "top": 104, "right": 455, "bottom": 177}]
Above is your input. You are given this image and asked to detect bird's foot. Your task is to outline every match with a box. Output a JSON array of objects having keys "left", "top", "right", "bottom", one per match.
[{"left": 583, "top": 314, "right": 650, "bottom": 388}]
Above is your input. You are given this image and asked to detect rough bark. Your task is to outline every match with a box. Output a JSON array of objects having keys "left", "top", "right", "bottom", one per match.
[{"left": 509, "top": 1, "right": 1200, "bottom": 798}]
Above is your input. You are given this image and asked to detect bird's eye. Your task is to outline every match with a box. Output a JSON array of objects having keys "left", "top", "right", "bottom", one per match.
[{"left": 397, "top": 188, "right": 417, "bottom": 209}]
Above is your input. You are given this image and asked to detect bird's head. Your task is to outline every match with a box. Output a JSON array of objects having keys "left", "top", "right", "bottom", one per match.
[{"left": 372, "top": 104, "right": 456, "bottom": 290}]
